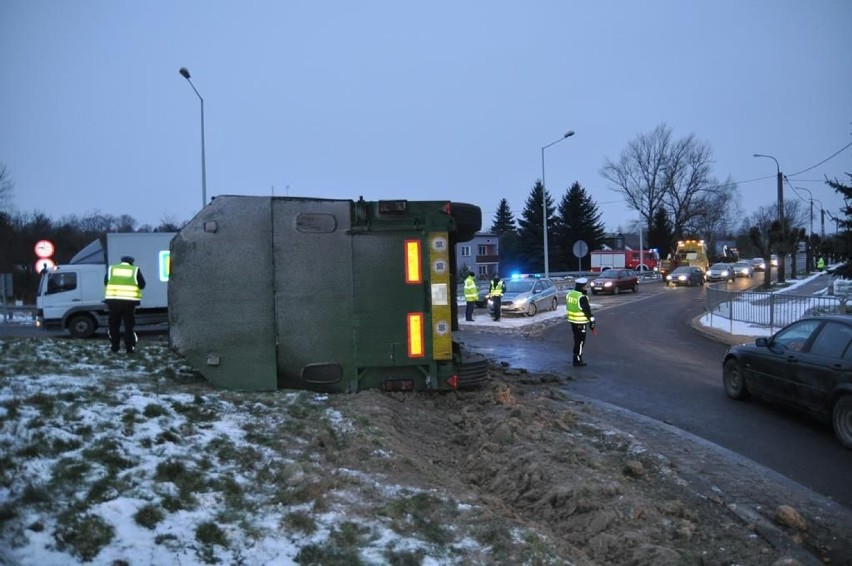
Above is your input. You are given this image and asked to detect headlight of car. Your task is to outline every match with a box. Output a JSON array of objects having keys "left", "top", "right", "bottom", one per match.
[
  {"left": 603, "top": 281, "right": 612, "bottom": 287},
  {"left": 678, "top": 275, "right": 686, "bottom": 281}
]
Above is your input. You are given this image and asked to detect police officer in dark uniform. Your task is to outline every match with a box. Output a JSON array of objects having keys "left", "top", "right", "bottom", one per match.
[
  {"left": 104, "top": 255, "right": 146, "bottom": 353},
  {"left": 488, "top": 273, "right": 506, "bottom": 321},
  {"left": 565, "top": 277, "right": 595, "bottom": 367}
]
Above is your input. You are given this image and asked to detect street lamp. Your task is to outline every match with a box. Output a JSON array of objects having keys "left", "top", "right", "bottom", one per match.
[
  {"left": 541, "top": 130, "right": 575, "bottom": 277},
  {"left": 179, "top": 67, "right": 207, "bottom": 210},
  {"left": 753, "top": 153, "right": 785, "bottom": 283}
]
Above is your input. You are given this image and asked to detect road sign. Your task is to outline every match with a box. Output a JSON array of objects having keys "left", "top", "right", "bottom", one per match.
[
  {"left": 35, "top": 258, "right": 56, "bottom": 273},
  {"left": 573, "top": 240, "right": 589, "bottom": 258},
  {"left": 35, "top": 240, "right": 55, "bottom": 258}
]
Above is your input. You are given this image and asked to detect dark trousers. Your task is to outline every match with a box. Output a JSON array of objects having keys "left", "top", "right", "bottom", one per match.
[
  {"left": 465, "top": 301, "right": 476, "bottom": 321},
  {"left": 571, "top": 323, "right": 587, "bottom": 363},
  {"left": 491, "top": 296, "right": 502, "bottom": 320},
  {"left": 107, "top": 301, "right": 137, "bottom": 351}
]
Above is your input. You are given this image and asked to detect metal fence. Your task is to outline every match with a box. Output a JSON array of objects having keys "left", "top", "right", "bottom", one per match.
[{"left": 705, "top": 285, "right": 848, "bottom": 334}]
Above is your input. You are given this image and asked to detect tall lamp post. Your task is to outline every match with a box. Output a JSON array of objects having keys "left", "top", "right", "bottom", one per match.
[
  {"left": 753, "top": 153, "right": 785, "bottom": 283},
  {"left": 541, "top": 130, "right": 575, "bottom": 277},
  {"left": 179, "top": 67, "right": 207, "bottom": 210}
]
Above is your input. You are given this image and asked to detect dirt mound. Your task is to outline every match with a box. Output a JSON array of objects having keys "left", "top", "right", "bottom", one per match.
[{"left": 332, "top": 364, "right": 852, "bottom": 565}]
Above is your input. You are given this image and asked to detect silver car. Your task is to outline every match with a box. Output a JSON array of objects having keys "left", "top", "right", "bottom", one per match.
[
  {"left": 706, "top": 262, "right": 734, "bottom": 282},
  {"left": 489, "top": 277, "right": 558, "bottom": 316}
]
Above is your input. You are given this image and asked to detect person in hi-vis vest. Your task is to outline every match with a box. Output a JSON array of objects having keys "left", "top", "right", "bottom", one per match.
[
  {"left": 565, "top": 277, "right": 595, "bottom": 367},
  {"left": 104, "top": 255, "right": 146, "bottom": 353}
]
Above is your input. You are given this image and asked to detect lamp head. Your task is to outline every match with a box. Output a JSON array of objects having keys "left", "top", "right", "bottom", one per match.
[
  {"left": 179, "top": 67, "right": 191, "bottom": 79},
  {"left": 564, "top": 130, "right": 575, "bottom": 138}
]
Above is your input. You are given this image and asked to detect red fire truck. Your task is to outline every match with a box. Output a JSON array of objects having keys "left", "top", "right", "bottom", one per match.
[{"left": 590, "top": 248, "right": 660, "bottom": 273}]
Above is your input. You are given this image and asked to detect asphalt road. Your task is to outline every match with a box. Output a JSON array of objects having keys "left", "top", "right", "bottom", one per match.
[{"left": 457, "top": 276, "right": 852, "bottom": 510}]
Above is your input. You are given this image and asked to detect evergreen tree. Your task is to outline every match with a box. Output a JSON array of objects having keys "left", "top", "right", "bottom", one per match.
[
  {"left": 490, "top": 199, "right": 516, "bottom": 234},
  {"left": 517, "top": 181, "right": 555, "bottom": 273},
  {"left": 648, "top": 206, "right": 675, "bottom": 260},
  {"left": 827, "top": 173, "right": 852, "bottom": 276},
  {"left": 552, "top": 182, "right": 606, "bottom": 271},
  {"left": 490, "top": 198, "right": 521, "bottom": 275}
]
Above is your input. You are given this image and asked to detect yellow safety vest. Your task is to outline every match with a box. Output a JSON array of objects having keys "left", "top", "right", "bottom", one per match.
[
  {"left": 464, "top": 277, "right": 479, "bottom": 302},
  {"left": 105, "top": 263, "right": 142, "bottom": 301},
  {"left": 489, "top": 280, "right": 504, "bottom": 297},
  {"left": 565, "top": 290, "right": 590, "bottom": 324}
]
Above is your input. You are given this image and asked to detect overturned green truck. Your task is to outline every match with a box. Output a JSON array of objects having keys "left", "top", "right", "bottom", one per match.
[{"left": 168, "top": 195, "right": 489, "bottom": 392}]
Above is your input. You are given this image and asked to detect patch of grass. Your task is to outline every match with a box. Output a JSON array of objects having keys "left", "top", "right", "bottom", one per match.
[
  {"left": 20, "top": 482, "right": 51, "bottom": 505},
  {"left": 134, "top": 503, "right": 165, "bottom": 530},
  {"left": 382, "top": 547, "right": 426, "bottom": 566},
  {"left": 0, "top": 502, "right": 18, "bottom": 525},
  {"left": 281, "top": 510, "right": 317, "bottom": 534},
  {"left": 49, "top": 436, "right": 83, "bottom": 455},
  {"left": 154, "top": 459, "right": 205, "bottom": 507},
  {"left": 171, "top": 399, "right": 218, "bottom": 422},
  {"left": 295, "top": 521, "right": 373, "bottom": 566},
  {"left": 143, "top": 403, "right": 170, "bottom": 418},
  {"left": 380, "top": 492, "right": 456, "bottom": 545},
  {"left": 86, "top": 473, "right": 132, "bottom": 504},
  {"left": 155, "top": 429, "right": 182, "bottom": 445},
  {"left": 82, "top": 437, "right": 136, "bottom": 473},
  {"left": 0, "top": 398, "right": 20, "bottom": 420},
  {"left": 24, "top": 392, "right": 56, "bottom": 417},
  {"left": 0, "top": 452, "right": 14, "bottom": 487},
  {"left": 54, "top": 511, "right": 115, "bottom": 562},
  {"left": 50, "top": 457, "right": 93, "bottom": 494},
  {"left": 195, "top": 521, "right": 228, "bottom": 564}
]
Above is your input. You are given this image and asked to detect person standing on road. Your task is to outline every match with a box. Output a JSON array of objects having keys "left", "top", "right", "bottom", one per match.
[
  {"left": 463, "top": 273, "right": 479, "bottom": 322},
  {"left": 566, "top": 277, "right": 595, "bottom": 367},
  {"left": 488, "top": 273, "right": 506, "bottom": 321},
  {"left": 818, "top": 257, "right": 825, "bottom": 272},
  {"left": 104, "top": 255, "right": 146, "bottom": 354}
]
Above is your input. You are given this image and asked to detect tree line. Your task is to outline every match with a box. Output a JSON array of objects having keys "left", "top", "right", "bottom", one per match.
[{"left": 3, "top": 122, "right": 851, "bottom": 300}]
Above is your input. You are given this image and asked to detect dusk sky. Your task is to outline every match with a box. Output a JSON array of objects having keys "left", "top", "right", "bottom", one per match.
[{"left": 1, "top": 1, "right": 850, "bottom": 235}]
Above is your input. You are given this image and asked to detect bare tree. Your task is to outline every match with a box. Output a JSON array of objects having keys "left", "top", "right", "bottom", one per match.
[
  {"left": 685, "top": 177, "right": 741, "bottom": 250},
  {"left": 0, "top": 164, "right": 14, "bottom": 213},
  {"left": 745, "top": 205, "right": 777, "bottom": 288},
  {"left": 600, "top": 124, "right": 671, "bottom": 233},
  {"left": 601, "top": 124, "right": 730, "bottom": 241},
  {"left": 662, "top": 134, "right": 716, "bottom": 236}
]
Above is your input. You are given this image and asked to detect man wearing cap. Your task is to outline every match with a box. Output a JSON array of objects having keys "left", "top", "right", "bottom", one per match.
[
  {"left": 104, "top": 255, "right": 146, "bottom": 353},
  {"left": 488, "top": 273, "right": 506, "bottom": 321},
  {"left": 566, "top": 277, "right": 595, "bottom": 367}
]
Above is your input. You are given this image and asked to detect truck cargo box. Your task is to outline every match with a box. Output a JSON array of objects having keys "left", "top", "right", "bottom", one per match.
[{"left": 169, "top": 195, "right": 488, "bottom": 393}]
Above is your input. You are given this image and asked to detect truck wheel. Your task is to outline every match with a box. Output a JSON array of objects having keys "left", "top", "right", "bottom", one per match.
[
  {"left": 450, "top": 203, "right": 482, "bottom": 242},
  {"left": 832, "top": 396, "right": 852, "bottom": 449},
  {"left": 67, "top": 314, "right": 96, "bottom": 339}
]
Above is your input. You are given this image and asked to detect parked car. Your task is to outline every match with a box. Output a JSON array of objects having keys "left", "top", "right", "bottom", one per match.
[
  {"left": 706, "top": 262, "right": 734, "bottom": 282},
  {"left": 722, "top": 315, "right": 852, "bottom": 449},
  {"left": 732, "top": 261, "right": 754, "bottom": 278},
  {"left": 490, "top": 276, "right": 558, "bottom": 316},
  {"left": 666, "top": 266, "right": 705, "bottom": 287},
  {"left": 589, "top": 269, "right": 639, "bottom": 295}
]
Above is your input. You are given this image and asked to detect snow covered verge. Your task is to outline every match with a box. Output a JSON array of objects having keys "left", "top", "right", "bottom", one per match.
[{"left": 1, "top": 338, "right": 851, "bottom": 565}]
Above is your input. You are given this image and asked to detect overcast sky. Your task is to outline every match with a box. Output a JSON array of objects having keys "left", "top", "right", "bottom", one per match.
[{"left": 1, "top": 1, "right": 850, "bottom": 235}]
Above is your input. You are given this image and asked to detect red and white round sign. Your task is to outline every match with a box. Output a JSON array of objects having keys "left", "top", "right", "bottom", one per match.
[
  {"left": 34, "top": 240, "right": 55, "bottom": 258},
  {"left": 35, "top": 258, "right": 56, "bottom": 272}
]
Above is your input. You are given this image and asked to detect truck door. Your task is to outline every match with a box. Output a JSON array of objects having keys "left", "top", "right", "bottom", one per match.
[{"left": 39, "top": 269, "right": 82, "bottom": 321}]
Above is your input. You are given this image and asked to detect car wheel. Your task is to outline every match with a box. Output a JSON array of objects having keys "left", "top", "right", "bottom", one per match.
[
  {"left": 550, "top": 297, "right": 558, "bottom": 311},
  {"left": 632, "top": 283, "right": 638, "bottom": 293},
  {"left": 525, "top": 302, "right": 538, "bottom": 317},
  {"left": 832, "top": 396, "right": 852, "bottom": 450},
  {"left": 613, "top": 286, "right": 620, "bottom": 295},
  {"left": 723, "top": 358, "right": 749, "bottom": 400}
]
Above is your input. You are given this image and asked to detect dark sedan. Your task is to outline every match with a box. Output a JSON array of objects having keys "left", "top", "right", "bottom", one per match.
[
  {"left": 589, "top": 269, "right": 639, "bottom": 295},
  {"left": 665, "top": 266, "right": 705, "bottom": 287},
  {"left": 722, "top": 315, "right": 852, "bottom": 449}
]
